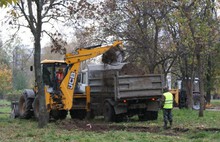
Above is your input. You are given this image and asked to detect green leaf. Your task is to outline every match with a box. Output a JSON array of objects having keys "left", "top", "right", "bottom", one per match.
[{"left": 0, "top": 0, "right": 18, "bottom": 7}]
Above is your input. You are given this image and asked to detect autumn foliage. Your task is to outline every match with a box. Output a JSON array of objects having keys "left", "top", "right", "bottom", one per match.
[{"left": 0, "top": 63, "right": 12, "bottom": 96}]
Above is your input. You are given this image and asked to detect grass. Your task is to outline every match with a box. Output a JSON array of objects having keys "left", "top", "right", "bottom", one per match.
[
  {"left": 1, "top": 99, "right": 220, "bottom": 142},
  {"left": 210, "top": 99, "right": 220, "bottom": 107}
]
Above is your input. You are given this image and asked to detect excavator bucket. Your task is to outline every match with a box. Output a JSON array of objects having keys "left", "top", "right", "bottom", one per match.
[{"left": 102, "top": 44, "right": 124, "bottom": 64}]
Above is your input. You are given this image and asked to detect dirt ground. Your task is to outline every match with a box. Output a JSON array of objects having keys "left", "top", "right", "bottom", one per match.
[
  {"left": 58, "top": 119, "right": 156, "bottom": 133},
  {"left": 56, "top": 118, "right": 220, "bottom": 137},
  {"left": 1, "top": 102, "right": 220, "bottom": 136},
  {"left": 56, "top": 105, "right": 220, "bottom": 136}
]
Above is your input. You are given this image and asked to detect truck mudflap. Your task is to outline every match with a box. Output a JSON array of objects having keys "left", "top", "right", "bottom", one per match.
[
  {"left": 114, "top": 104, "right": 128, "bottom": 115},
  {"left": 146, "top": 101, "right": 160, "bottom": 111},
  {"left": 104, "top": 99, "right": 127, "bottom": 115}
]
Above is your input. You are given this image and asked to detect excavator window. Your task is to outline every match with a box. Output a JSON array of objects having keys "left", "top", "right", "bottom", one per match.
[
  {"left": 42, "top": 65, "right": 53, "bottom": 87},
  {"left": 54, "top": 64, "right": 67, "bottom": 89},
  {"left": 42, "top": 63, "right": 67, "bottom": 89}
]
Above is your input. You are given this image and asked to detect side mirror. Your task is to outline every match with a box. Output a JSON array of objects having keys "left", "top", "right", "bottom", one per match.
[{"left": 30, "top": 66, "right": 33, "bottom": 71}]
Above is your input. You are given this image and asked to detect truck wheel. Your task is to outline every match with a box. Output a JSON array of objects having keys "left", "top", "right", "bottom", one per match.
[
  {"left": 86, "top": 109, "right": 95, "bottom": 120},
  {"left": 115, "top": 115, "right": 124, "bottom": 122},
  {"left": 104, "top": 102, "right": 115, "bottom": 122},
  {"left": 146, "top": 111, "right": 158, "bottom": 120},
  {"left": 18, "top": 95, "right": 33, "bottom": 119},
  {"left": 138, "top": 111, "right": 158, "bottom": 121},
  {"left": 138, "top": 114, "right": 147, "bottom": 121},
  {"left": 33, "top": 96, "right": 39, "bottom": 120},
  {"left": 70, "top": 109, "right": 86, "bottom": 120}
]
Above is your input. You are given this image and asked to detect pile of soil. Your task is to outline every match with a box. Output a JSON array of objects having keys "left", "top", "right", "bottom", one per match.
[{"left": 120, "top": 63, "right": 145, "bottom": 75}]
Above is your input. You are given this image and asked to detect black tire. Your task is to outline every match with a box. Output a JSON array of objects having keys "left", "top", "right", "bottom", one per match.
[
  {"left": 86, "top": 109, "right": 95, "bottom": 120},
  {"left": 104, "top": 102, "right": 115, "bottom": 122},
  {"left": 18, "top": 95, "right": 33, "bottom": 119},
  {"left": 70, "top": 109, "right": 86, "bottom": 120},
  {"left": 59, "top": 110, "right": 68, "bottom": 120},
  {"left": 146, "top": 111, "right": 158, "bottom": 120},
  {"left": 33, "top": 96, "right": 40, "bottom": 120},
  {"left": 50, "top": 110, "right": 60, "bottom": 120},
  {"left": 115, "top": 114, "right": 124, "bottom": 122},
  {"left": 138, "top": 111, "right": 158, "bottom": 121},
  {"left": 138, "top": 114, "right": 146, "bottom": 121},
  {"left": 50, "top": 110, "right": 68, "bottom": 120}
]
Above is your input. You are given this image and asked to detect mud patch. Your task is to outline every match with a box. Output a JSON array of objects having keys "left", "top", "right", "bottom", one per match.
[
  {"left": 57, "top": 119, "right": 162, "bottom": 133},
  {"left": 197, "top": 127, "right": 220, "bottom": 132},
  {"left": 57, "top": 119, "right": 190, "bottom": 135},
  {"left": 173, "top": 127, "right": 189, "bottom": 132}
]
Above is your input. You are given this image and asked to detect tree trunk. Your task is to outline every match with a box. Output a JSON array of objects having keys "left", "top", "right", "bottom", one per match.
[
  {"left": 34, "top": 35, "right": 49, "bottom": 128},
  {"left": 34, "top": 40, "right": 49, "bottom": 127},
  {"left": 206, "top": 55, "right": 212, "bottom": 104},
  {"left": 35, "top": 1, "right": 48, "bottom": 128},
  {"left": 183, "top": 78, "right": 193, "bottom": 109},
  {"left": 182, "top": 54, "right": 193, "bottom": 109},
  {"left": 197, "top": 53, "right": 204, "bottom": 117}
]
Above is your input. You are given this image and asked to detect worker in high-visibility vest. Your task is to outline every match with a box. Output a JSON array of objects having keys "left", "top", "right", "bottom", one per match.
[{"left": 161, "top": 87, "right": 173, "bottom": 129}]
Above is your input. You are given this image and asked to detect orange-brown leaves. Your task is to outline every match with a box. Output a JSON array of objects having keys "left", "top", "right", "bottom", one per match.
[{"left": 0, "top": 63, "right": 12, "bottom": 93}]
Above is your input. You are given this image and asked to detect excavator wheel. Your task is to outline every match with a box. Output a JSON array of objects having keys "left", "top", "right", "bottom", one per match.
[
  {"left": 50, "top": 110, "right": 68, "bottom": 120},
  {"left": 59, "top": 110, "right": 68, "bottom": 120},
  {"left": 18, "top": 95, "right": 33, "bottom": 119}
]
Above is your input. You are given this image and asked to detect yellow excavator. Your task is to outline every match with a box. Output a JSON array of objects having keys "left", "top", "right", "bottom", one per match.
[{"left": 12, "top": 41, "right": 123, "bottom": 120}]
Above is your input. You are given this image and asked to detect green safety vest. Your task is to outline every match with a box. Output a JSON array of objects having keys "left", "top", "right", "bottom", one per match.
[{"left": 163, "top": 92, "right": 173, "bottom": 109}]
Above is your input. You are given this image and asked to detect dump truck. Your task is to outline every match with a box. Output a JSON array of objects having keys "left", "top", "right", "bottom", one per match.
[
  {"left": 76, "top": 63, "right": 164, "bottom": 122},
  {"left": 11, "top": 41, "right": 124, "bottom": 120}
]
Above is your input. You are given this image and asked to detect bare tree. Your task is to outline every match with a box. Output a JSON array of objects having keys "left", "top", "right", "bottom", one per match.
[
  {"left": 4, "top": 0, "right": 99, "bottom": 128},
  {"left": 165, "top": 0, "right": 219, "bottom": 115}
]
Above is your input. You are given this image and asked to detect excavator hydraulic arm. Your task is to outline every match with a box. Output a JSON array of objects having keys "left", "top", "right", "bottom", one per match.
[{"left": 59, "top": 40, "right": 123, "bottom": 110}]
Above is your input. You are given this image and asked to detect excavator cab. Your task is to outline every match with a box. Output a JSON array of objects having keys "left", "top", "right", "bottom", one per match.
[{"left": 41, "top": 60, "right": 67, "bottom": 91}]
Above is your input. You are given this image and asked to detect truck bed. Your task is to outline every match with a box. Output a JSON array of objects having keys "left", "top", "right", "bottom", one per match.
[{"left": 89, "top": 73, "right": 163, "bottom": 100}]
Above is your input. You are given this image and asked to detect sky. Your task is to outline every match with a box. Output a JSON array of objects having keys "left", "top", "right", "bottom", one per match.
[
  {"left": 0, "top": 7, "right": 75, "bottom": 50},
  {"left": 0, "top": 0, "right": 105, "bottom": 51}
]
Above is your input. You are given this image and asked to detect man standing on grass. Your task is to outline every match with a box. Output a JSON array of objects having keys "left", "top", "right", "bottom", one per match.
[{"left": 161, "top": 87, "right": 173, "bottom": 129}]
